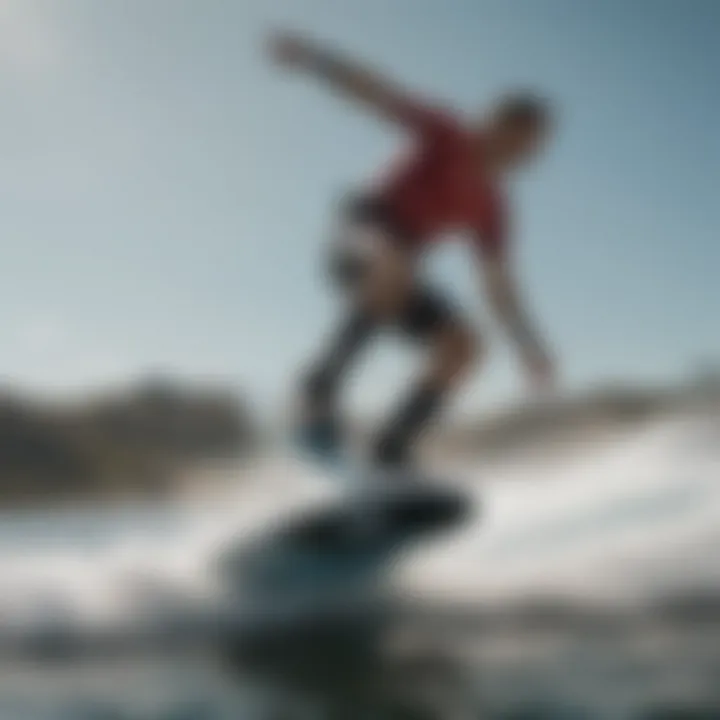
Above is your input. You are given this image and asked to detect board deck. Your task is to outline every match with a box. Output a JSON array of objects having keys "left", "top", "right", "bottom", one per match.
[{"left": 219, "top": 479, "right": 473, "bottom": 602}]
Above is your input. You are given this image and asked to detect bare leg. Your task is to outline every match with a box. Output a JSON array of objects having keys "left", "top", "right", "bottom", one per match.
[
  {"left": 342, "top": 233, "right": 480, "bottom": 469},
  {"left": 301, "top": 308, "right": 377, "bottom": 415},
  {"left": 373, "top": 320, "right": 479, "bottom": 468},
  {"left": 299, "top": 219, "right": 479, "bottom": 469},
  {"left": 296, "top": 224, "right": 409, "bottom": 456}
]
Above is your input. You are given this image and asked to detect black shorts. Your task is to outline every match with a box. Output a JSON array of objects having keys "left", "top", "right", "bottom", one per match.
[
  {"left": 326, "top": 194, "right": 461, "bottom": 340},
  {"left": 327, "top": 195, "right": 414, "bottom": 286}
]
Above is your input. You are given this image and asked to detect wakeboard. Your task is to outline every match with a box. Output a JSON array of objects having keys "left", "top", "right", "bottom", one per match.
[
  {"left": 218, "top": 431, "right": 473, "bottom": 603},
  {"left": 220, "top": 480, "right": 471, "bottom": 606}
]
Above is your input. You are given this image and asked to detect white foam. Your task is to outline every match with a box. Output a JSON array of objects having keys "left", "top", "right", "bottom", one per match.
[{"left": 0, "top": 415, "right": 718, "bottom": 633}]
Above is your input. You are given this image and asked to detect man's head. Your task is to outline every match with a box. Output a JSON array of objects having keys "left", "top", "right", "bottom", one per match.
[{"left": 481, "top": 92, "right": 552, "bottom": 170}]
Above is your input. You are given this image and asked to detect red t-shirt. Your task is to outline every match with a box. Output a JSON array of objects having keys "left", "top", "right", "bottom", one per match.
[{"left": 372, "top": 100, "right": 508, "bottom": 259}]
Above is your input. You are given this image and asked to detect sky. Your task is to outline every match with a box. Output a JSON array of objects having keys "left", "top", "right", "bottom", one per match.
[{"left": 0, "top": 0, "right": 718, "bottom": 415}]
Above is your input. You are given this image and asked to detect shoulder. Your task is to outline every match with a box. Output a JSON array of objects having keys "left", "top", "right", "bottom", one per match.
[{"left": 404, "top": 99, "right": 466, "bottom": 143}]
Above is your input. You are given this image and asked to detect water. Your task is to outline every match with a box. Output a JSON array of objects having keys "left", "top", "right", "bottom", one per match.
[{"left": 1, "top": 414, "right": 719, "bottom": 718}]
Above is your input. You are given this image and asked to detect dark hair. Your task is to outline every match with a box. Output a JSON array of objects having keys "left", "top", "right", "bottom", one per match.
[{"left": 495, "top": 92, "right": 552, "bottom": 129}]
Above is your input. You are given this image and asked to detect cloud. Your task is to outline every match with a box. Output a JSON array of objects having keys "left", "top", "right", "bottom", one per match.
[{"left": 0, "top": 0, "right": 65, "bottom": 80}]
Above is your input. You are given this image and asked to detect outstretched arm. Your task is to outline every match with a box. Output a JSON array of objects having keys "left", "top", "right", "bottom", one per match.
[
  {"left": 480, "top": 254, "right": 556, "bottom": 391},
  {"left": 268, "top": 31, "right": 443, "bottom": 131}
]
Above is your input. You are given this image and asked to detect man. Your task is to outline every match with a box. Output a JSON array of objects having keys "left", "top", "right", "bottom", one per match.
[{"left": 269, "top": 31, "right": 556, "bottom": 471}]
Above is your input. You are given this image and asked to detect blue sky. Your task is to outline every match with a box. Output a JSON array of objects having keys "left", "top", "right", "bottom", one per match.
[{"left": 1, "top": 0, "right": 718, "bottom": 414}]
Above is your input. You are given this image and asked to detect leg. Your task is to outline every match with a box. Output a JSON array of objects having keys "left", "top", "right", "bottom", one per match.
[
  {"left": 297, "top": 307, "right": 377, "bottom": 458},
  {"left": 296, "top": 212, "right": 411, "bottom": 456},
  {"left": 373, "top": 288, "right": 480, "bottom": 469},
  {"left": 300, "top": 200, "right": 414, "bottom": 409},
  {"left": 301, "top": 307, "right": 377, "bottom": 416},
  {"left": 325, "top": 230, "right": 478, "bottom": 470}
]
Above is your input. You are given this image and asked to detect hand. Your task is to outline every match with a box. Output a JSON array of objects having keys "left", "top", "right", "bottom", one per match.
[
  {"left": 267, "top": 30, "right": 313, "bottom": 69},
  {"left": 522, "top": 344, "right": 557, "bottom": 395}
]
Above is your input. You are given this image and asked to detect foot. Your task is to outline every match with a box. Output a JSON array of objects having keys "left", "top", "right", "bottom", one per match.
[
  {"left": 295, "top": 414, "right": 344, "bottom": 464},
  {"left": 293, "top": 385, "right": 345, "bottom": 465},
  {"left": 372, "top": 431, "right": 415, "bottom": 476}
]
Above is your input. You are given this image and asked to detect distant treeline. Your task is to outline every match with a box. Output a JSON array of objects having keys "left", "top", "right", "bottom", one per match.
[
  {"left": 2, "top": 367, "right": 719, "bottom": 503},
  {"left": 0, "top": 378, "right": 256, "bottom": 504}
]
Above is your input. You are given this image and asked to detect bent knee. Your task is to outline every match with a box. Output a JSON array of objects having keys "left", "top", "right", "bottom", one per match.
[
  {"left": 454, "top": 325, "right": 483, "bottom": 370},
  {"left": 438, "top": 324, "right": 484, "bottom": 383}
]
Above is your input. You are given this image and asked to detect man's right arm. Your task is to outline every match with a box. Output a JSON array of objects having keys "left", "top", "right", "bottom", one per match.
[{"left": 268, "top": 31, "right": 447, "bottom": 133}]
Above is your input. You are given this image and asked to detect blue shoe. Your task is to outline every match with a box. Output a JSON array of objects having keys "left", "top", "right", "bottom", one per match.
[{"left": 295, "top": 416, "right": 344, "bottom": 466}]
